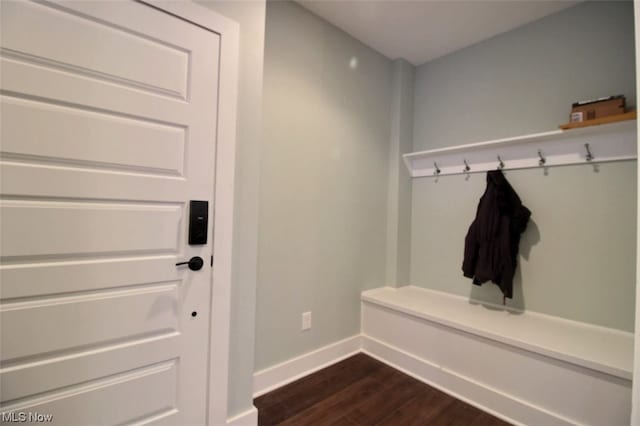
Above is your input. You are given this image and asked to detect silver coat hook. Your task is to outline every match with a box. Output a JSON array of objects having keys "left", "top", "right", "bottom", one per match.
[
  {"left": 433, "top": 162, "right": 441, "bottom": 175},
  {"left": 497, "top": 155, "right": 505, "bottom": 170},
  {"left": 585, "top": 143, "right": 594, "bottom": 162},
  {"left": 463, "top": 159, "right": 470, "bottom": 173},
  {"left": 537, "top": 150, "right": 546, "bottom": 166}
]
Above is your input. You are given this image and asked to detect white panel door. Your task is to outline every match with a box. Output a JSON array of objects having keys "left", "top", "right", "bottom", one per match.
[{"left": 0, "top": 1, "right": 220, "bottom": 424}]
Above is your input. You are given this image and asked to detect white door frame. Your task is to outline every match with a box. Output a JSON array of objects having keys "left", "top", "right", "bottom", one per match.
[{"left": 140, "top": 2, "right": 239, "bottom": 424}]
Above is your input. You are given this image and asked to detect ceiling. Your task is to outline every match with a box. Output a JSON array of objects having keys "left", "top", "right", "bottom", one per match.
[{"left": 296, "top": 1, "right": 579, "bottom": 66}]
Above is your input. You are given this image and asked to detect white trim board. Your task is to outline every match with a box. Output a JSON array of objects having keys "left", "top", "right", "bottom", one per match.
[
  {"left": 253, "top": 333, "right": 630, "bottom": 425},
  {"left": 253, "top": 335, "right": 362, "bottom": 397},
  {"left": 226, "top": 406, "right": 258, "bottom": 426},
  {"left": 254, "top": 336, "right": 630, "bottom": 426},
  {"left": 252, "top": 333, "right": 628, "bottom": 425}
]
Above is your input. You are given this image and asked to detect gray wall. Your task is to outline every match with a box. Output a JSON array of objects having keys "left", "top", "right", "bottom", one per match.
[
  {"left": 414, "top": 1, "right": 636, "bottom": 150},
  {"left": 256, "top": 1, "right": 393, "bottom": 370},
  {"left": 196, "top": 0, "right": 265, "bottom": 417},
  {"left": 411, "top": 1, "right": 637, "bottom": 331}
]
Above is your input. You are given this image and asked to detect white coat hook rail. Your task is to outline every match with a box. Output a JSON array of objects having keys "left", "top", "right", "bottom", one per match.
[{"left": 402, "top": 120, "right": 636, "bottom": 178}]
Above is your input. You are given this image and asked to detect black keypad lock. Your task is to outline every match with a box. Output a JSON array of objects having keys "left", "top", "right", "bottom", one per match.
[{"left": 188, "top": 200, "right": 208, "bottom": 245}]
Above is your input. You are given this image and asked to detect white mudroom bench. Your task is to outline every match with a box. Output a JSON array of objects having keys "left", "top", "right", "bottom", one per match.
[{"left": 361, "top": 286, "right": 633, "bottom": 426}]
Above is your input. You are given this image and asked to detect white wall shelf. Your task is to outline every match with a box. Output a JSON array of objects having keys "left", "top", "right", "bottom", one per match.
[{"left": 403, "top": 120, "right": 637, "bottom": 178}]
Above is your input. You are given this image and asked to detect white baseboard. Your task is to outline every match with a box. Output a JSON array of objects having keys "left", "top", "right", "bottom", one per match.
[
  {"left": 252, "top": 337, "right": 569, "bottom": 425},
  {"left": 252, "top": 331, "right": 627, "bottom": 426},
  {"left": 252, "top": 335, "right": 362, "bottom": 397},
  {"left": 226, "top": 406, "right": 258, "bottom": 426},
  {"left": 361, "top": 335, "right": 574, "bottom": 426}
]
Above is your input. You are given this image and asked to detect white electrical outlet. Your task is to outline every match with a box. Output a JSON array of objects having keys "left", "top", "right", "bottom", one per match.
[{"left": 302, "top": 311, "right": 312, "bottom": 331}]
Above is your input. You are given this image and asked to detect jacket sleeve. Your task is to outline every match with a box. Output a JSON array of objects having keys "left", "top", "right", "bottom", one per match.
[
  {"left": 462, "top": 220, "right": 478, "bottom": 278},
  {"left": 512, "top": 204, "right": 531, "bottom": 234}
]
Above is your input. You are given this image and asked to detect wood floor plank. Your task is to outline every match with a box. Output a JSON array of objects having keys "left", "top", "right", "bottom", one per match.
[
  {"left": 256, "top": 401, "right": 290, "bottom": 426},
  {"left": 374, "top": 387, "right": 455, "bottom": 426},
  {"left": 255, "top": 354, "right": 386, "bottom": 424},
  {"left": 343, "top": 371, "right": 425, "bottom": 425},
  {"left": 255, "top": 354, "right": 374, "bottom": 408},
  {"left": 428, "top": 400, "right": 503, "bottom": 426},
  {"left": 468, "top": 411, "right": 512, "bottom": 426},
  {"left": 327, "top": 416, "right": 358, "bottom": 426},
  {"left": 254, "top": 354, "right": 511, "bottom": 426},
  {"left": 279, "top": 376, "right": 385, "bottom": 425}
]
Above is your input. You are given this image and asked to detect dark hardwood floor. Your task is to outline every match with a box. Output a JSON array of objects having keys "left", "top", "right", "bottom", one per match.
[{"left": 254, "top": 353, "right": 511, "bottom": 426}]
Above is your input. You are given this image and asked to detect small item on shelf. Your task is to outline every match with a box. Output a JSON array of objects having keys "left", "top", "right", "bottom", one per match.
[
  {"left": 559, "top": 95, "right": 634, "bottom": 130},
  {"left": 571, "top": 95, "right": 625, "bottom": 121},
  {"left": 559, "top": 110, "right": 636, "bottom": 130},
  {"left": 570, "top": 111, "right": 583, "bottom": 123}
]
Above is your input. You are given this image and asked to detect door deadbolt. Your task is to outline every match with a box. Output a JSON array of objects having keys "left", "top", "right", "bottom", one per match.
[{"left": 175, "top": 256, "right": 204, "bottom": 271}]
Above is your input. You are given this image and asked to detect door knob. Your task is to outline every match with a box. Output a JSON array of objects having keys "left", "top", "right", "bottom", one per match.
[{"left": 175, "top": 256, "right": 204, "bottom": 271}]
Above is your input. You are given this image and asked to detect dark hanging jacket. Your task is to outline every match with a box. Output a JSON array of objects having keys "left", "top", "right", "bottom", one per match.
[{"left": 462, "top": 170, "right": 531, "bottom": 299}]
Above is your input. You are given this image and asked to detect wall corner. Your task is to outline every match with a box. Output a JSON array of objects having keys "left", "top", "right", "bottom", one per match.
[{"left": 385, "top": 58, "right": 415, "bottom": 288}]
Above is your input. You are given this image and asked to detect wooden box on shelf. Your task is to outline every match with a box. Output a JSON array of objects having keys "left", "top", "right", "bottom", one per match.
[
  {"left": 570, "top": 95, "right": 625, "bottom": 122},
  {"left": 559, "top": 110, "right": 636, "bottom": 130}
]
